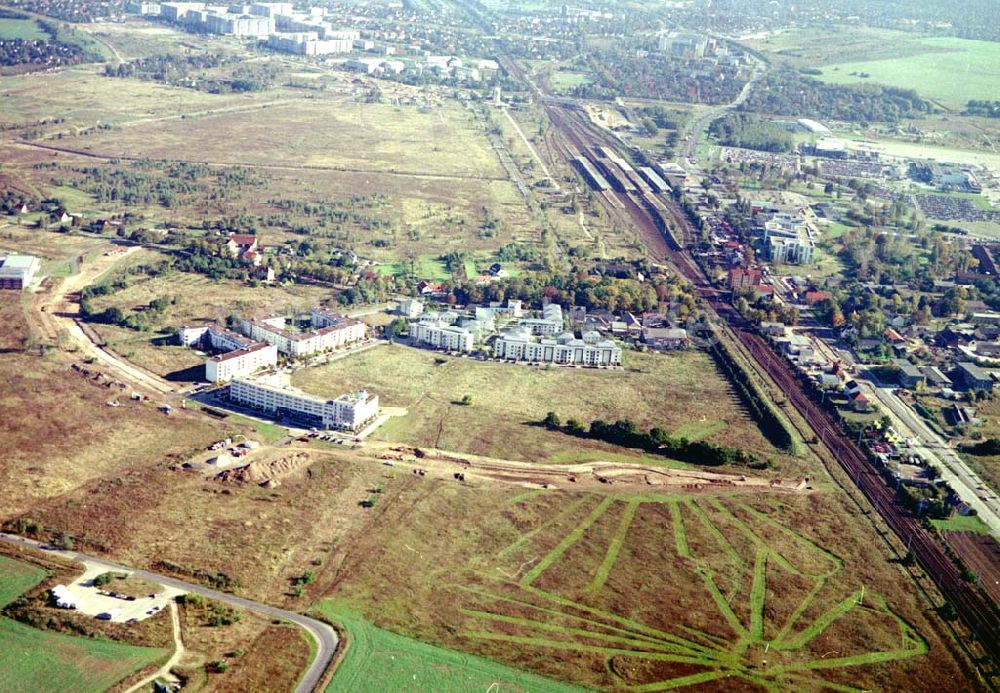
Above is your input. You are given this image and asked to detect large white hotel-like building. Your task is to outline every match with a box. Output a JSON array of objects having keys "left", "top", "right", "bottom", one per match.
[{"left": 229, "top": 377, "right": 378, "bottom": 431}]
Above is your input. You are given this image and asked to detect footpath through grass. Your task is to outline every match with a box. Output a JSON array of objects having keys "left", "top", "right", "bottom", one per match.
[
  {"left": 318, "top": 601, "right": 583, "bottom": 692},
  {"left": 0, "top": 555, "right": 168, "bottom": 693}
]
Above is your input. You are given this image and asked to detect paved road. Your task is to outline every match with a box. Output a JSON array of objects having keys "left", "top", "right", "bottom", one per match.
[
  {"left": 866, "top": 386, "right": 1000, "bottom": 536},
  {"left": 679, "top": 54, "right": 767, "bottom": 166},
  {"left": 0, "top": 534, "right": 339, "bottom": 693}
]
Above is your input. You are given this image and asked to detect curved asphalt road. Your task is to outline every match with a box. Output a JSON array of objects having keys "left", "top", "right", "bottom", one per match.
[{"left": 0, "top": 533, "right": 338, "bottom": 693}]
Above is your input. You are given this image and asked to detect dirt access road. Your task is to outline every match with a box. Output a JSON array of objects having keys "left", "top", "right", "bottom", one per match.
[{"left": 33, "top": 245, "right": 174, "bottom": 395}]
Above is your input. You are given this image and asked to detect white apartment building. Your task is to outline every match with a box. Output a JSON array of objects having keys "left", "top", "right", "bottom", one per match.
[
  {"left": 239, "top": 314, "right": 365, "bottom": 357},
  {"left": 494, "top": 328, "right": 622, "bottom": 367},
  {"left": 762, "top": 213, "right": 815, "bottom": 265},
  {"left": 178, "top": 323, "right": 255, "bottom": 352},
  {"left": 411, "top": 321, "right": 474, "bottom": 352},
  {"left": 229, "top": 378, "right": 379, "bottom": 431},
  {"left": 206, "top": 342, "right": 278, "bottom": 383},
  {"left": 518, "top": 304, "right": 564, "bottom": 336}
]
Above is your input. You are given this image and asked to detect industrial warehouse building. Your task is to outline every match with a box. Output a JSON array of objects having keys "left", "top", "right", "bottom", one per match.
[
  {"left": 0, "top": 254, "right": 41, "bottom": 290},
  {"left": 229, "top": 377, "right": 379, "bottom": 431}
]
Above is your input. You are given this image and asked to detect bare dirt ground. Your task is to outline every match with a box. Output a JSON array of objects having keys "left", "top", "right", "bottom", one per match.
[{"left": 355, "top": 440, "right": 812, "bottom": 496}]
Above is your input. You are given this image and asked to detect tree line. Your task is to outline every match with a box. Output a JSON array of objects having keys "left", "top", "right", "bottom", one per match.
[{"left": 540, "top": 413, "right": 764, "bottom": 468}]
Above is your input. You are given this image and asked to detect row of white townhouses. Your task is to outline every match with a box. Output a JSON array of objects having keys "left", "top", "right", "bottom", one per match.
[
  {"left": 229, "top": 377, "right": 378, "bottom": 431},
  {"left": 494, "top": 328, "right": 622, "bottom": 366}
]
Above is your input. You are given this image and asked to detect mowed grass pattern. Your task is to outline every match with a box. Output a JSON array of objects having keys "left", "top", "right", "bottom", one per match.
[
  {"left": 460, "top": 493, "right": 928, "bottom": 690},
  {"left": 319, "top": 603, "right": 582, "bottom": 692},
  {"left": 0, "top": 556, "right": 167, "bottom": 693},
  {"left": 817, "top": 37, "right": 1000, "bottom": 104}
]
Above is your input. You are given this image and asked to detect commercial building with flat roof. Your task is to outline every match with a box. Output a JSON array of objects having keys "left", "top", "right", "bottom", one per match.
[{"left": 0, "top": 254, "right": 40, "bottom": 290}]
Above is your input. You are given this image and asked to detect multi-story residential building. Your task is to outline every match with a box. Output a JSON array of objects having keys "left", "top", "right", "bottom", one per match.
[
  {"left": 518, "top": 304, "right": 564, "bottom": 336},
  {"left": 206, "top": 342, "right": 278, "bottom": 383},
  {"left": 239, "top": 313, "right": 365, "bottom": 357},
  {"left": 760, "top": 213, "right": 815, "bottom": 265},
  {"left": 229, "top": 378, "right": 379, "bottom": 430},
  {"left": 178, "top": 323, "right": 255, "bottom": 352},
  {"left": 0, "top": 255, "right": 40, "bottom": 290},
  {"left": 411, "top": 320, "right": 474, "bottom": 352},
  {"left": 494, "top": 328, "right": 621, "bottom": 367}
]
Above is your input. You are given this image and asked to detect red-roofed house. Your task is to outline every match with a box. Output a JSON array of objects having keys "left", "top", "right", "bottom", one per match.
[
  {"left": 884, "top": 327, "right": 905, "bottom": 344},
  {"left": 729, "top": 267, "right": 762, "bottom": 290},
  {"left": 851, "top": 392, "right": 871, "bottom": 412},
  {"left": 805, "top": 290, "right": 833, "bottom": 306},
  {"left": 227, "top": 234, "right": 259, "bottom": 258}
]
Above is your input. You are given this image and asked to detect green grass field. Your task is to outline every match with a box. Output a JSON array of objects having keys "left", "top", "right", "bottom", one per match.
[
  {"left": 0, "top": 555, "right": 167, "bottom": 692},
  {"left": 0, "top": 18, "right": 45, "bottom": 41},
  {"left": 931, "top": 514, "right": 993, "bottom": 535},
  {"left": 549, "top": 71, "right": 591, "bottom": 92},
  {"left": 817, "top": 37, "right": 1000, "bottom": 105},
  {"left": 319, "top": 603, "right": 582, "bottom": 692},
  {"left": 0, "top": 555, "right": 46, "bottom": 607},
  {"left": 291, "top": 344, "right": 784, "bottom": 465}
]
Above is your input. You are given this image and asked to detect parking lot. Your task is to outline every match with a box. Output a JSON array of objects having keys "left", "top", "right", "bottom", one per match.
[{"left": 60, "top": 564, "right": 185, "bottom": 623}]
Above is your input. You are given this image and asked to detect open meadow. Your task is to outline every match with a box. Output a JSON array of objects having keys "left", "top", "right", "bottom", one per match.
[
  {"left": 0, "top": 295, "right": 221, "bottom": 517},
  {"left": 54, "top": 97, "right": 505, "bottom": 179},
  {"left": 816, "top": 37, "right": 1000, "bottom": 106},
  {"left": 292, "top": 343, "right": 793, "bottom": 467}
]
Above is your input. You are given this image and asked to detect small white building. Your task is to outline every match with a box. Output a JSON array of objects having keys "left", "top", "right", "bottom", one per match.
[
  {"left": 397, "top": 298, "right": 424, "bottom": 319},
  {"left": 0, "top": 254, "right": 41, "bottom": 290}
]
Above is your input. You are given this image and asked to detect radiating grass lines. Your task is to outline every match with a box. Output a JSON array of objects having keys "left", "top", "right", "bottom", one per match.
[
  {"left": 496, "top": 495, "right": 590, "bottom": 562},
  {"left": 774, "top": 590, "right": 863, "bottom": 651},
  {"left": 587, "top": 499, "right": 639, "bottom": 595},
  {"left": 464, "top": 492, "right": 929, "bottom": 691},
  {"left": 521, "top": 496, "right": 614, "bottom": 587},
  {"left": 749, "top": 548, "right": 768, "bottom": 642},
  {"left": 670, "top": 500, "right": 690, "bottom": 559}
]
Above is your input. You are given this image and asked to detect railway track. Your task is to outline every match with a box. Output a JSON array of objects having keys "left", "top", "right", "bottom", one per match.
[{"left": 536, "top": 98, "right": 1000, "bottom": 665}]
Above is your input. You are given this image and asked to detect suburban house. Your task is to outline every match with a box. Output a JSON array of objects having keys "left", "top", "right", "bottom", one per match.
[{"left": 641, "top": 327, "right": 690, "bottom": 350}]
